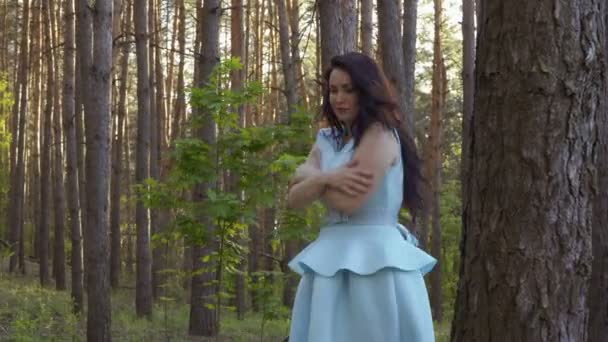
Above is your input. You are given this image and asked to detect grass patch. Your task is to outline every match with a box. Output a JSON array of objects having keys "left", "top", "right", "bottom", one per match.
[{"left": 0, "top": 270, "right": 451, "bottom": 341}]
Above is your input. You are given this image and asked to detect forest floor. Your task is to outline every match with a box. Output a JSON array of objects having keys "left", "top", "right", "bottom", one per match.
[{"left": 0, "top": 260, "right": 451, "bottom": 341}]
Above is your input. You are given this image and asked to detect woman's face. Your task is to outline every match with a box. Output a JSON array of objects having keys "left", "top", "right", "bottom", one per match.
[{"left": 329, "top": 68, "right": 359, "bottom": 129}]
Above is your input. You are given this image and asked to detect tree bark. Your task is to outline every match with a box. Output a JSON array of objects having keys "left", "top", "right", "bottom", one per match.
[
  {"left": 134, "top": 0, "right": 153, "bottom": 317},
  {"left": 317, "top": 0, "right": 342, "bottom": 72},
  {"left": 587, "top": 3, "right": 608, "bottom": 339},
  {"left": 428, "top": 0, "right": 444, "bottom": 322},
  {"left": 7, "top": 0, "right": 28, "bottom": 275},
  {"left": 39, "top": 0, "right": 54, "bottom": 286},
  {"left": 63, "top": 0, "right": 83, "bottom": 311},
  {"left": 378, "top": 0, "right": 413, "bottom": 138},
  {"left": 189, "top": 0, "right": 220, "bottom": 337},
  {"left": 230, "top": 0, "right": 247, "bottom": 320},
  {"left": 402, "top": 0, "right": 418, "bottom": 133},
  {"left": 451, "top": 1, "right": 605, "bottom": 340},
  {"left": 340, "top": 0, "right": 357, "bottom": 53},
  {"left": 83, "top": 0, "right": 114, "bottom": 336},
  {"left": 110, "top": 0, "right": 131, "bottom": 289},
  {"left": 360, "top": 0, "right": 372, "bottom": 56}
]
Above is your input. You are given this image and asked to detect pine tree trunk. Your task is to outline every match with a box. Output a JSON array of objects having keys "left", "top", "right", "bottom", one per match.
[
  {"left": 189, "top": 0, "right": 220, "bottom": 336},
  {"left": 82, "top": 0, "right": 113, "bottom": 337},
  {"left": 587, "top": 4, "right": 608, "bottom": 338},
  {"left": 148, "top": 0, "right": 162, "bottom": 300},
  {"left": 49, "top": 0, "right": 67, "bottom": 290},
  {"left": 360, "top": 0, "right": 372, "bottom": 56},
  {"left": 378, "top": 0, "right": 413, "bottom": 137},
  {"left": 451, "top": 1, "right": 605, "bottom": 340},
  {"left": 134, "top": 0, "right": 153, "bottom": 317},
  {"left": 63, "top": 0, "right": 83, "bottom": 311},
  {"left": 428, "top": 0, "right": 444, "bottom": 322},
  {"left": 76, "top": 0, "right": 93, "bottom": 291},
  {"left": 110, "top": 0, "right": 131, "bottom": 289},
  {"left": 7, "top": 0, "right": 28, "bottom": 274},
  {"left": 402, "top": 0, "right": 418, "bottom": 134},
  {"left": 230, "top": 0, "right": 247, "bottom": 320},
  {"left": 317, "top": 0, "right": 342, "bottom": 72},
  {"left": 461, "top": 0, "right": 474, "bottom": 211},
  {"left": 340, "top": 0, "right": 357, "bottom": 53},
  {"left": 39, "top": 0, "right": 54, "bottom": 286},
  {"left": 171, "top": 0, "right": 185, "bottom": 143},
  {"left": 27, "top": 1, "right": 41, "bottom": 267}
]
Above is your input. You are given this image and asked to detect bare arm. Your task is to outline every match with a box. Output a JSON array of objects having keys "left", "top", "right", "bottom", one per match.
[
  {"left": 322, "top": 124, "right": 398, "bottom": 215},
  {"left": 286, "top": 144, "right": 327, "bottom": 210}
]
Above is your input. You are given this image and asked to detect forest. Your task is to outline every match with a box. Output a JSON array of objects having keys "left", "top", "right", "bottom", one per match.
[{"left": 0, "top": 0, "right": 606, "bottom": 341}]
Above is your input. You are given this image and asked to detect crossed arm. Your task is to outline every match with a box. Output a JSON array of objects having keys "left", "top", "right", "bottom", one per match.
[{"left": 286, "top": 124, "right": 398, "bottom": 215}]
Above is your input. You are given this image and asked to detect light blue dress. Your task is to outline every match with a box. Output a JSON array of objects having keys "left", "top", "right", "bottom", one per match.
[{"left": 288, "top": 128, "right": 437, "bottom": 342}]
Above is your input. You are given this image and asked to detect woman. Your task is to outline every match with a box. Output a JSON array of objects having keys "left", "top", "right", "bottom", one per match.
[{"left": 286, "top": 52, "right": 437, "bottom": 342}]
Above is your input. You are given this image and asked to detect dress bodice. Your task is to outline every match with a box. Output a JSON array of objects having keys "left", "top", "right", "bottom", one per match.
[{"left": 315, "top": 127, "right": 403, "bottom": 226}]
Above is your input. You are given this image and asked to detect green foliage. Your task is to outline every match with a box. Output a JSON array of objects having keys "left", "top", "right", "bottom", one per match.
[{"left": 141, "top": 57, "right": 324, "bottom": 337}]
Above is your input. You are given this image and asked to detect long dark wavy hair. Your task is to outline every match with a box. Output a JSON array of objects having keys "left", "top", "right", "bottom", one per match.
[{"left": 321, "top": 52, "right": 424, "bottom": 213}]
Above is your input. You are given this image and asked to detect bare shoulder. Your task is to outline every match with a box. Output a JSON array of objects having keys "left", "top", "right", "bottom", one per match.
[
  {"left": 361, "top": 123, "right": 398, "bottom": 150},
  {"left": 355, "top": 123, "right": 399, "bottom": 168}
]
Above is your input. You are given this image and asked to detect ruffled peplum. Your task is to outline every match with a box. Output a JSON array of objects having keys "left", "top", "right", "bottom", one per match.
[{"left": 288, "top": 223, "right": 437, "bottom": 277}]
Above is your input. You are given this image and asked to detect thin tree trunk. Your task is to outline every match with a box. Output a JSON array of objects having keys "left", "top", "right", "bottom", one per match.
[
  {"left": 63, "top": 0, "right": 83, "bottom": 311},
  {"left": 110, "top": 0, "right": 131, "bottom": 289},
  {"left": 76, "top": 0, "right": 92, "bottom": 292},
  {"left": 230, "top": 0, "right": 247, "bottom": 321},
  {"left": 189, "top": 0, "right": 220, "bottom": 336},
  {"left": 134, "top": 0, "right": 153, "bottom": 317},
  {"left": 171, "top": 0, "right": 185, "bottom": 142},
  {"left": 39, "top": 0, "right": 54, "bottom": 286},
  {"left": 7, "top": 0, "right": 28, "bottom": 274},
  {"left": 83, "top": 0, "right": 113, "bottom": 337},
  {"left": 451, "top": 0, "right": 605, "bottom": 340},
  {"left": 28, "top": 0, "right": 42, "bottom": 265},
  {"left": 148, "top": 0, "right": 162, "bottom": 299},
  {"left": 402, "top": 0, "right": 418, "bottom": 134},
  {"left": 49, "top": 0, "right": 67, "bottom": 291},
  {"left": 428, "top": 0, "right": 444, "bottom": 322},
  {"left": 124, "top": 109, "right": 135, "bottom": 274}
]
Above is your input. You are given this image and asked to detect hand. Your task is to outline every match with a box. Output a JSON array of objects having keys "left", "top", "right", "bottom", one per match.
[{"left": 326, "top": 160, "right": 373, "bottom": 196}]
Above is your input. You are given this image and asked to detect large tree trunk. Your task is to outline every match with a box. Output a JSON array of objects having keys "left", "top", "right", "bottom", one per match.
[
  {"left": 587, "top": 4, "right": 608, "bottom": 339},
  {"left": 189, "top": 0, "right": 220, "bottom": 337},
  {"left": 451, "top": 1, "right": 605, "bottom": 340},
  {"left": 340, "top": 0, "right": 357, "bottom": 53},
  {"left": 83, "top": 0, "right": 113, "bottom": 337},
  {"left": 461, "top": 0, "right": 474, "bottom": 208},
  {"left": 317, "top": 0, "right": 342, "bottom": 72},
  {"left": 63, "top": 0, "right": 83, "bottom": 311},
  {"left": 134, "top": 0, "right": 153, "bottom": 317}
]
